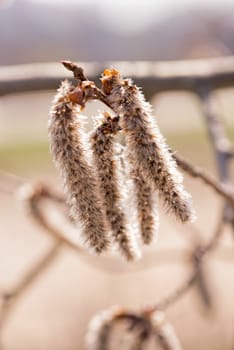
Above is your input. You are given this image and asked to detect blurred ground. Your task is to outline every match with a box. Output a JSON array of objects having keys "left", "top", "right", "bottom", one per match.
[{"left": 0, "top": 90, "right": 234, "bottom": 349}]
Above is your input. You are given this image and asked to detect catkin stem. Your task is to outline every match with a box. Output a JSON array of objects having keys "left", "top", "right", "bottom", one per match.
[
  {"left": 49, "top": 81, "right": 110, "bottom": 254},
  {"left": 101, "top": 70, "right": 195, "bottom": 223},
  {"left": 90, "top": 113, "right": 140, "bottom": 260}
]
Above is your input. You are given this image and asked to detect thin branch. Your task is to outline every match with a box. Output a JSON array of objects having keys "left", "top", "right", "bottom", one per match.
[
  {"left": 20, "top": 182, "right": 83, "bottom": 252},
  {"left": 3, "top": 177, "right": 234, "bottom": 269},
  {"left": 61, "top": 60, "right": 112, "bottom": 109},
  {"left": 194, "top": 263, "right": 213, "bottom": 310},
  {"left": 197, "top": 87, "right": 232, "bottom": 179},
  {"left": 197, "top": 86, "right": 234, "bottom": 226},
  {"left": 145, "top": 213, "right": 225, "bottom": 312},
  {"left": 0, "top": 241, "right": 62, "bottom": 326},
  {"left": 0, "top": 170, "right": 28, "bottom": 195},
  {"left": 61, "top": 60, "right": 88, "bottom": 81},
  {"left": 174, "top": 153, "right": 234, "bottom": 206}
]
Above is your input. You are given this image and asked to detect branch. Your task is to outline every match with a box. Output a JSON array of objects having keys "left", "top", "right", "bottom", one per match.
[
  {"left": 146, "top": 213, "right": 225, "bottom": 312},
  {"left": 197, "top": 87, "right": 233, "bottom": 176},
  {"left": 174, "top": 153, "right": 234, "bottom": 206},
  {"left": 19, "top": 182, "right": 83, "bottom": 252},
  {"left": 0, "top": 241, "right": 62, "bottom": 327},
  {"left": 197, "top": 86, "right": 234, "bottom": 227},
  {"left": 1, "top": 56, "right": 234, "bottom": 96}
]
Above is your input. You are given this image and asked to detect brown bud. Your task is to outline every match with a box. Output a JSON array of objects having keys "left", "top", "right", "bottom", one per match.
[
  {"left": 68, "top": 86, "right": 85, "bottom": 107},
  {"left": 101, "top": 69, "right": 121, "bottom": 95}
]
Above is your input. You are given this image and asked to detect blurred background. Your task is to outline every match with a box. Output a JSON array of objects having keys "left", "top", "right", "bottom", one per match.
[{"left": 0, "top": 0, "right": 234, "bottom": 349}]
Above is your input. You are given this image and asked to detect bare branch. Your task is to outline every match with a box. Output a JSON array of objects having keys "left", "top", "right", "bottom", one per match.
[
  {"left": 19, "top": 182, "right": 83, "bottom": 252},
  {"left": 1, "top": 56, "right": 234, "bottom": 96},
  {"left": 145, "top": 214, "right": 225, "bottom": 312},
  {"left": 61, "top": 60, "right": 88, "bottom": 81},
  {"left": 0, "top": 241, "right": 62, "bottom": 327},
  {"left": 194, "top": 263, "right": 213, "bottom": 310},
  {"left": 174, "top": 153, "right": 234, "bottom": 206}
]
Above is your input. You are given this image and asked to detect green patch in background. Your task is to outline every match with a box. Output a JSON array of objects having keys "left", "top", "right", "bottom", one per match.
[{"left": 2, "top": 128, "right": 232, "bottom": 174}]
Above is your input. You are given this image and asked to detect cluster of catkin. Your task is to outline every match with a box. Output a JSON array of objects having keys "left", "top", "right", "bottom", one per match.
[
  {"left": 48, "top": 68, "right": 195, "bottom": 261},
  {"left": 86, "top": 306, "right": 182, "bottom": 350}
]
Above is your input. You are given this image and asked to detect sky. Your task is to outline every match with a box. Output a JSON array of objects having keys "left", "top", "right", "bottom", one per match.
[
  {"left": 25, "top": 0, "right": 234, "bottom": 35},
  {"left": 1, "top": 0, "right": 234, "bottom": 36},
  {"left": 26, "top": 0, "right": 234, "bottom": 10}
]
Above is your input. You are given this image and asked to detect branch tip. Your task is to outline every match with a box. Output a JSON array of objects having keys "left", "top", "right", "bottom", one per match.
[{"left": 61, "top": 60, "right": 87, "bottom": 81}]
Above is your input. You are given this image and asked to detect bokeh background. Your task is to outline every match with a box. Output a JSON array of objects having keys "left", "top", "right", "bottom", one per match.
[{"left": 0, "top": 0, "right": 234, "bottom": 349}]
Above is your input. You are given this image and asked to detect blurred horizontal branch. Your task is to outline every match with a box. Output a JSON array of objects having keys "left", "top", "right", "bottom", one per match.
[{"left": 1, "top": 56, "right": 234, "bottom": 98}]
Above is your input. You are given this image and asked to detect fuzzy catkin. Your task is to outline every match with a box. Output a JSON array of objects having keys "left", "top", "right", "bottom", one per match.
[
  {"left": 151, "top": 312, "right": 183, "bottom": 350},
  {"left": 86, "top": 306, "right": 122, "bottom": 350},
  {"left": 101, "top": 70, "right": 195, "bottom": 223},
  {"left": 90, "top": 113, "right": 140, "bottom": 260},
  {"left": 48, "top": 80, "right": 110, "bottom": 254},
  {"left": 132, "top": 166, "right": 159, "bottom": 244}
]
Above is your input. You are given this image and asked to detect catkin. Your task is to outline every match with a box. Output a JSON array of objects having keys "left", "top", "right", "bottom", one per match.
[
  {"left": 86, "top": 306, "right": 122, "bottom": 350},
  {"left": 132, "top": 166, "right": 159, "bottom": 244},
  {"left": 48, "top": 80, "right": 110, "bottom": 254},
  {"left": 101, "top": 70, "right": 195, "bottom": 223},
  {"left": 90, "top": 112, "right": 140, "bottom": 260},
  {"left": 151, "top": 312, "right": 183, "bottom": 350}
]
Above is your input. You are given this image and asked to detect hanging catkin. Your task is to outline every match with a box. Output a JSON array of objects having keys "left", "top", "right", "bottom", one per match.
[
  {"left": 101, "top": 69, "right": 195, "bottom": 223},
  {"left": 49, "top": 80, "right": 110, "bottom": 254},
  {"left": 90, "top": 112, "right": 140, "bottom": 260},
  {"left": 132, "top": 166, "right": 159, "bottom": 244}
]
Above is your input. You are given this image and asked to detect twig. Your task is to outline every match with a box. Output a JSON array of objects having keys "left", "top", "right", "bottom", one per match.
[
  {"left": 61, "top": 61, "right": 87, "bottom": 81},
  {"left": 197, "top": 87, "right": 234, "bottom": 224},
  {"left": 0, "top": 170, "right": 28, "bottom": 195},
  {"left": 145, "top": 213, "right": 225, "bottom": 312},
  {"left": 61, "top": 60, "right": 112, "bottom": 109},
  {"left": 197, "top": 87, "right": 232, "bottom": 180},
  {"left": 20, "top": 182, "right": 83, "bottom": 252},
  {"left": 194, "top": 263, "right": 213, "bottom": 310},
  {"left": 174, "top": 153, "right": 234, "bottom": 206},
  {"left": 0, "top": 241, "right": 62, "bottom": 327}
]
